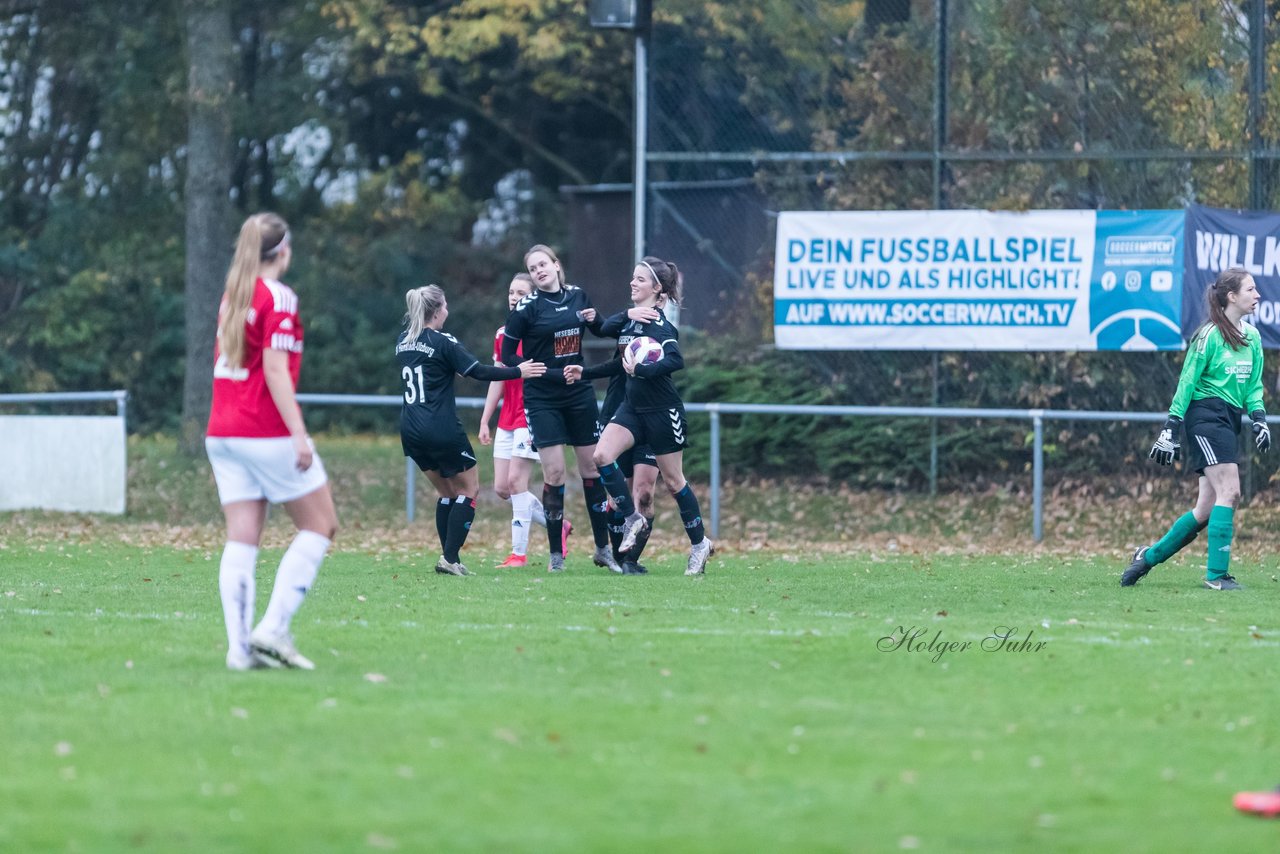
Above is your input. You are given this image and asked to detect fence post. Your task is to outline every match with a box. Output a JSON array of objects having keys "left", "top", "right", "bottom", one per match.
[
  {"left": 929, "top": 352, "right": 939, "bottom": 496},
  {"left": 405, "top": 457, "right": 416, "bottom": 522},
  {"left": 1032, "top": 410, "right": 1044, "bottom": 543},
  {"left": 709, "top": 405, "right": 721, "bottom": 539}
]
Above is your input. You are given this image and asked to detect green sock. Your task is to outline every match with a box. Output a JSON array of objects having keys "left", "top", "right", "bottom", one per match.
[
  {"left": 1146, "top": 511, "right": 1203, "bottom": 566},
  {"left": 1205, "top": 505, "right": 1234, "bottom": 579}
]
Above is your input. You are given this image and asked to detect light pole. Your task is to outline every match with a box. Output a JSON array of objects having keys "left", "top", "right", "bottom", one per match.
[{"left": 588, "top": 0, "right": 652, "bottom": 264}]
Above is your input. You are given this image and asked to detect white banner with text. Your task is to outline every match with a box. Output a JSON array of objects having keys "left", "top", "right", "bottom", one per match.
[{"left": 773, "top": 209, "right": 1185, "bottom": 351}]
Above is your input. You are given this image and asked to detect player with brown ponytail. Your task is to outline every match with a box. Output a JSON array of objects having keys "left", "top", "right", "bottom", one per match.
[{"left": 1123, "top": 267, "right": 1268, "bottom": 590}]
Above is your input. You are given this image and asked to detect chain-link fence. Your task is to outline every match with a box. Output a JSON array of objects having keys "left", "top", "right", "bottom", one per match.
[{"left": 574, "top": 0, "right": 1280, "bottom": 498}]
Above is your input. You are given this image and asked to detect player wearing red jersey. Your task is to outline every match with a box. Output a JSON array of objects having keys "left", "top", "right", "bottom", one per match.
[
  {"left": 205, "top": 212, "right": 337, "bottom": 671},
  {"left": 479, "top": 273, "right": 572, "bottom": 567}
]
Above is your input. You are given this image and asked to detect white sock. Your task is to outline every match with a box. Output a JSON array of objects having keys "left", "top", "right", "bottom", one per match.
[
  {"left": 522, "top": 492, "right": 547, "bottom": 526},
  {"left": 257, "top": 530, "right": 330, "bottom": 636},
  {"left": 219, "top": 541, "right": 258, "bottom": 657},
  {"left": 510, "top": 492, "right": 533, "bottom": 556}
]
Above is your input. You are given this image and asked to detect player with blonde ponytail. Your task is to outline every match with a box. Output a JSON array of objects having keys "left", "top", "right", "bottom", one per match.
[
  {"left": 397, "top": 284, "right": 545, "bottom": 575},
  {"left": 206, "top": 212, "right": 338, "bottom": 671}
]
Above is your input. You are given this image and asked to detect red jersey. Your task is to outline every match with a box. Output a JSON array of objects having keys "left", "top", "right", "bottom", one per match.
[
  {"left": 494, "top": 326, "right": 526, "bottom": 431},
  {"left": 207, "top": 278, "right": 305, "bottom": 438}
]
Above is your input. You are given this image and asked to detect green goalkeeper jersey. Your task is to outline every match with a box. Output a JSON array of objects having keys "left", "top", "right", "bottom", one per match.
[{"left": 1169, "top": 322, "right": 1265, "bottom": 418}]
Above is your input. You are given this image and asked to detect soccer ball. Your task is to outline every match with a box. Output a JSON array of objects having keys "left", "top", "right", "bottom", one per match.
[{"left": 624, "top": 336, "right": 664, "bottom": 366}]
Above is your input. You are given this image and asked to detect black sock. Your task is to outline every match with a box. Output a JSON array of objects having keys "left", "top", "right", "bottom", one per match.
[
  {"left": 629, "top": 515, "right": 654, "bottom": 564},
  {"left": 607, "top": 506, "right": 625, "bottom": 564},
  {"left": 597, "top": 463, "right": 635, "bottom": 517},
  {"left": 544, "top": 483, "right": 565, "bottom": 554},
  {"left": 443, "top": 496, "right": 476, "bottom": 563},
  {"left": 582, "top": 477, "right": 611, "bottom": 548},
  {"left": 435, "top": 497, "right": 451, "bottom": 552},
  {"left": 674, "top": 484, "right": 705, "bottom": 545}
]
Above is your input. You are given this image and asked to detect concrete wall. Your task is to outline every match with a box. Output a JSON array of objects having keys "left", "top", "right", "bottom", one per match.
[{"left": 0, "top": 415, "right": 127, "bottom": 514}]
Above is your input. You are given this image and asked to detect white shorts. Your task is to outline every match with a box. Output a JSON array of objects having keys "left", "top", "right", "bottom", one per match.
[
  {"left": 493, "top": 426, "right": 539, "bottom": 461},
  {"left": 205, "top": 436, "right": 329, "bottom": 505}
]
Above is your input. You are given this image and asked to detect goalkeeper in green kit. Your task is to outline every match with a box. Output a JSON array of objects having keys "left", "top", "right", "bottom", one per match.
[{"left": 1122, "top": 268, "right": 1269, "bottom": 590}]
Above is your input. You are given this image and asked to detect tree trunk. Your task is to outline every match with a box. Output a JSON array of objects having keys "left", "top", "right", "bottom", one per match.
[{"left": 179, "top": 0, "right": 233, "bottom": 455}]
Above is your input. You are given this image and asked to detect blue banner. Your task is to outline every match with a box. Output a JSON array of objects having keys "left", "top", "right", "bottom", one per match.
[
  {"left": 1089, "top": 210, "right": 1184, "bottom": 350},
  {"left": 1184, "top": 204, "right": 1280, "bottom": 348}
]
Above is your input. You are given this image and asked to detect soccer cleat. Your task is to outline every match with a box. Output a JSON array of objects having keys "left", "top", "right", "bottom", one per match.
[
  {"left": 434, "top": 556, "right": 470, "bottom": 576},
  {"left": 496, "top": 553, "right": 528, "bottom": 568},
  {"left": 1235, "top": 787, "right": 1280, "bottom": 818},
  {"left": 226, "top": 648, "right": 279, "bottom": 671},
  {"left": 1120, "top": 546, "right": 1151, "bottom": 587},
  {"left": 548, "top": 552, "right": 566, "bottom": 573},
  {"left": 561, "top": 518, "right": 573, "bottom": 557},
  {"left": 593, "top": 545, "right": 624, "bottom": 573},
  {"left": 621, "top": 561, "right": 648, "bottom": 575},
  {"left": 618, "top": 513, "right": 649, "bottom": 554},
  {"left": 249, "top": 629, "right": 315, "bottom": 670},
  {"left": 1204, "top": 574, "right": 1242, "bottom": 591},
  {"left": 685, "top": 538, "right": 714, "bottom": 576}
]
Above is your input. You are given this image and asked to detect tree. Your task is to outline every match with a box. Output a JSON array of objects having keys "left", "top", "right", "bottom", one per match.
[
  {"left": 180, "top": 0, "right": 234, "bottom": 453},
  {"left": 0, "top": 1, "right": 189, "bottom": 425}
]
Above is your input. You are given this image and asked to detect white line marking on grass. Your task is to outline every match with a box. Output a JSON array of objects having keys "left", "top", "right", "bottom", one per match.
[
  {"left": 468, "top": 622, "right": 837, "bottom": 638},
  {"left": 6, "top": 607, "right": 201, "bottom": 621},
  {"left": 1072, "top": 635, "right": 1152, "bottom": 646},
  {"left": 13, "top": 609, "right": 1274, "bottom": 648},
  {"left": 3, "top": 609, "right": 838, "bottom": 638},
  {"left": 1061, "top": 620, "right": 1279, "bottom": 635}
]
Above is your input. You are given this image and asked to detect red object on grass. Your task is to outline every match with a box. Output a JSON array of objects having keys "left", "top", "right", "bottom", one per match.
[{"left": 1234, "top": 789, "right": 1280, "bottom": 818}]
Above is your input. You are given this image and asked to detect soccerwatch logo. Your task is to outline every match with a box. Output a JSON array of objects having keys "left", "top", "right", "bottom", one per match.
[{"left": 1103, "top": 235, "right": 1176, "bottom": 265}]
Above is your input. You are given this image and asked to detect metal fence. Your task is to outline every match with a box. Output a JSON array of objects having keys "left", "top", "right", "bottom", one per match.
[
  {"left": 6, "top": 389, "right": 1267, "bottom": 543},
  {"left": 576, "top": 0, "right": 1280, "bottom": 330},
  {"left": 559, "top": 2, "right": 1280, "bottom": 487},
  {"left": 295, "top": 393, "right": 1251, "bottom": 543},
  {"left": 0, "top": 391, "right": 130, "bottom": 419}
]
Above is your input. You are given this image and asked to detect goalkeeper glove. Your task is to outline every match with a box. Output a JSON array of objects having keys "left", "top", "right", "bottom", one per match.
[
  {"left": 1252, "top": 410, "right": 1271, "bottom": 454},
  {"left": 1149, "top": 415, "right": 1182, "bottom": 466}
]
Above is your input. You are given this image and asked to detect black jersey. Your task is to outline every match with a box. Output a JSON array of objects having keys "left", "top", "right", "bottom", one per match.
[
  {"left": 500, "top": 285, "right": 604, "bottom": 408},
  {"left": 583, "top": 309, "right": 684, "bottom": 412},
  {"left": 587, "top": 311, "right": 630, "bottom": 422},
  {"left": 397, "top": 327, "right": 519, "bottom": 436}
]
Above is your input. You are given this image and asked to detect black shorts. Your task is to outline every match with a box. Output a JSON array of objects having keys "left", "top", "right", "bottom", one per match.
[
  {"left": 1183, "top": 397, "right": 1242, "bottom": 474},
  {"left": 617, "top": 444, "right": 658, "bottom": 479},
  {"left": 402, "top": 421, "right": 478, "bottom": 478},
  {"left": 526, "top": 397, "right": 601, "bottom": 449},
  {"left": 609, "top": 401, "right": 688, "bottom": 456}
]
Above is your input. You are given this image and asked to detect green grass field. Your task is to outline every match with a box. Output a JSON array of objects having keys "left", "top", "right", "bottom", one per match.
[
  {"left": 4, "top": 436, "right": 1280, "bottom": 851},
  {"left": 4, "top": 540, "right": 1279, "bottom": 852}
]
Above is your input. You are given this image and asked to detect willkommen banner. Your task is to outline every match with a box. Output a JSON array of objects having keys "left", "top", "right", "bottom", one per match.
[{"left": 1184, "top": 204, "right": 1280, "bottom": 348}]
